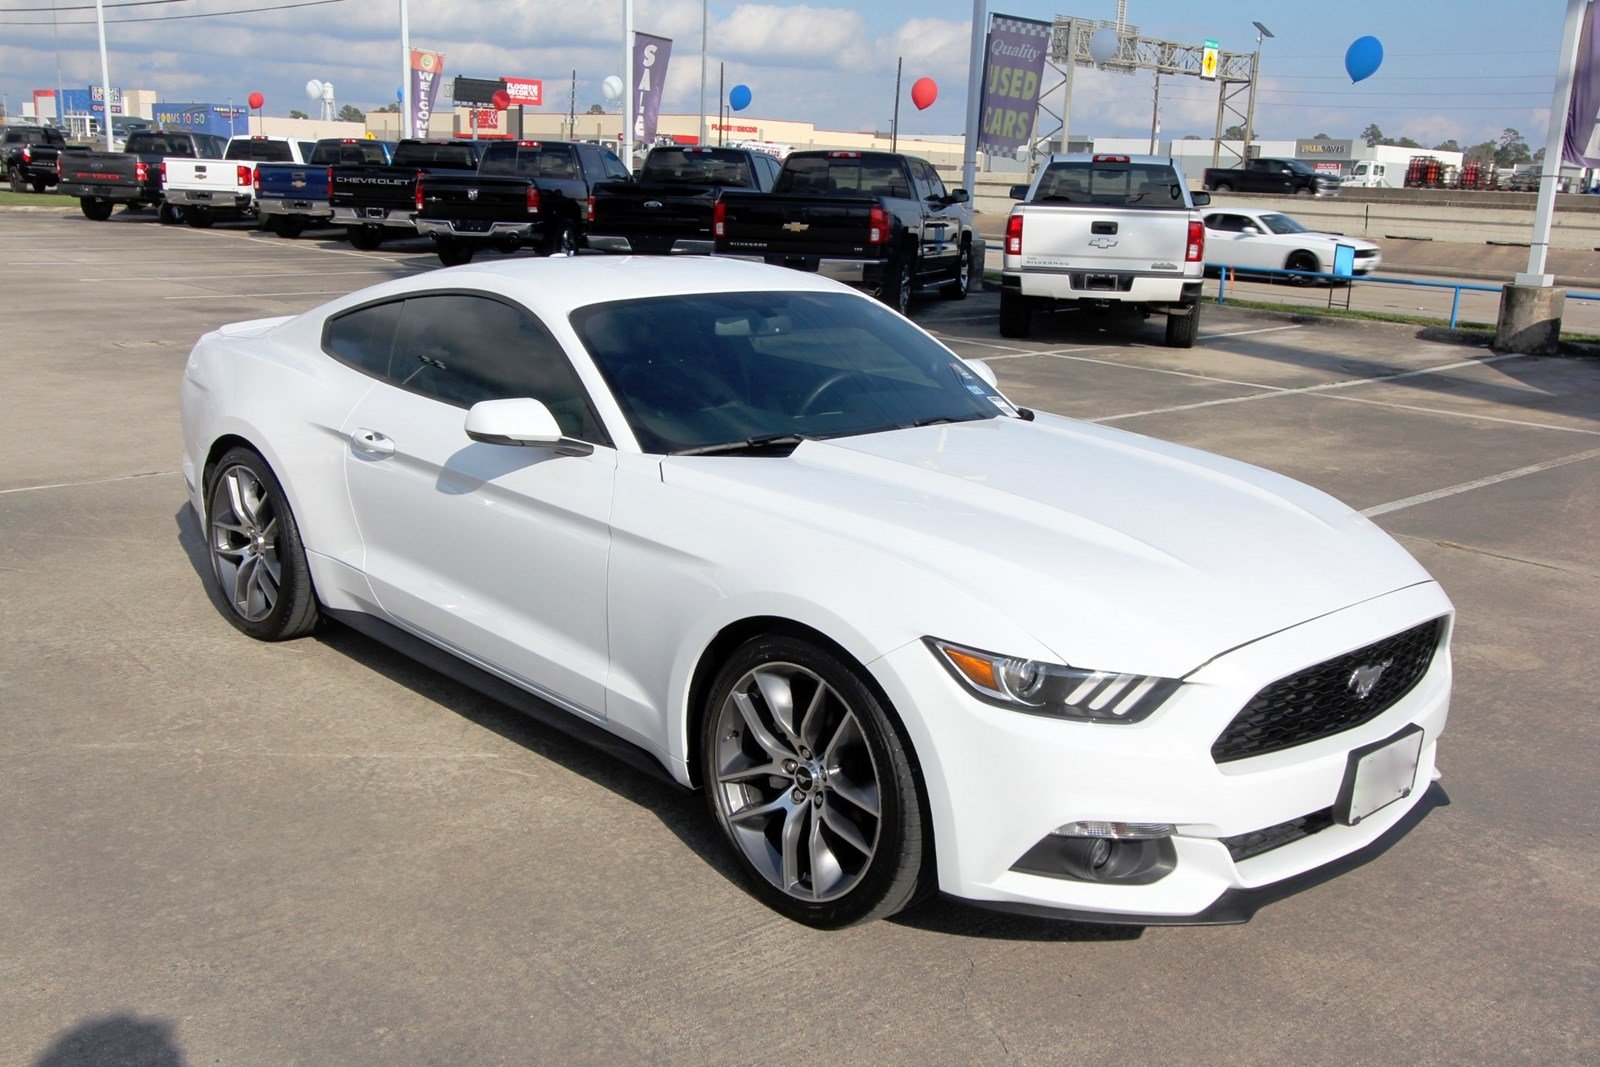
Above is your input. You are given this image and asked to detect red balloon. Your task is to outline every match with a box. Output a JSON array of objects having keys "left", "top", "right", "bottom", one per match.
[
  {"left": 247, "top": 91, "right": 264, "bottom": 110},
  {"left": 491, "top": 89, "right": 511, "bottom": 111},
  {"left": 910, "top": 77, "right": 938, "bottom": 111}
]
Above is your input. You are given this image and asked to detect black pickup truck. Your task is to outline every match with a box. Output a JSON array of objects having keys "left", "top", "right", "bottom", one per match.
[
  {"left": 3, "top": 125, "right": 69, "bottom": 193},
  {"left": 1202, "top": 157, "right": 1340, "bottom": 197},
  {"left": 416, "top": 139, "right": 630, "bottom": 265},
  {"left": 587, "top": 145, "right": 780, "bottom": 255},
  {"left": 57, "top": 130, "right": 227, "bottom": 222},
  {"left": 329, "top": 139, "right": 483, "bottom": 250},
  {"left": 714, "top": 150, "right": 978, "bottom": 315}
]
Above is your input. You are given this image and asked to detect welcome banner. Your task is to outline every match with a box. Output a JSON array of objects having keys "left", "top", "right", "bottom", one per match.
[
  {"left": 410, "top": 49, "right": 446, "bottom": 138},
  {"left": 978, "top": 14, "right": 1052, "bottom": 155}
]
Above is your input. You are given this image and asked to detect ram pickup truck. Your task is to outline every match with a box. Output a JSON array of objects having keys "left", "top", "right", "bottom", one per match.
[
  {"left": 714, "top": 149, "right": 978, "bottom": 315},
  {"left": 1202, "top": 157, "right": 1340, "bottom": 197},
  {"left": 329, "top": 139, "right": 484, "bottom": 250},
  {"left": 163, "top": 136, "right": 316, "bottom": 228},
  {"left": 1000, "top": 153, "right": 1210, "bottom": 347},
  {"left": 3, "top": 125, "right": 69, "bottom": 193},
  {"left": 587, "top": 145, "right": 780, "bottom": 255},
  {"left": 56, "top": 130, "right": 227, "bottom": 222},
  {"left": 255, "top": 137, "right": 396, "bottom": 237},
  {"left": 415, "top": 139, "right": 627, "bottom": 264}
]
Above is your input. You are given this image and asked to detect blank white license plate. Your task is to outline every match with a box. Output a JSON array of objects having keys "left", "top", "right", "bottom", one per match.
[{"left": 1339, "top": 726, "right": 1423, "bottom": 825}]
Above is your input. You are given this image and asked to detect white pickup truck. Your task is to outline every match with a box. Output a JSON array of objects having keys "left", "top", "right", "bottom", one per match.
[
  {"left": 162, "top": 135, "right": 316, "bottom": 228},
  {"left": 1000, "top": 153, "right": 1210, "bottom": 347}
]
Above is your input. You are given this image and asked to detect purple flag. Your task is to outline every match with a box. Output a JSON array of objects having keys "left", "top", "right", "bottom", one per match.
[
  {"left": 1564, "top": 1, "right": 1600, "bottom": 166},
  {"left": 631, "top": 33, "right": 674, "bottom": 147},
  {"left": 978, "top": 14, "right": 1052, "bottom": 154},
  {"left": 410, "top": 49, "right": 446, "bottom": 139}
]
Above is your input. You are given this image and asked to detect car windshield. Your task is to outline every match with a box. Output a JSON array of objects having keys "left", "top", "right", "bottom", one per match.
[
  {"left": 1033, "top": 161, "right": 1186, "bottom": 207},
  {"left": 569, "top": 291, "right": 1003, "bottom": 454},
  {"left": 1259, "top": 213, "right": 1308, "bottom": 235}
]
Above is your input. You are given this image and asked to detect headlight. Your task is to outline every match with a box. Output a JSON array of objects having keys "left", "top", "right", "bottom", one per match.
[{"left": 925, "top": 638, "right": 1179, "bottom": 723}]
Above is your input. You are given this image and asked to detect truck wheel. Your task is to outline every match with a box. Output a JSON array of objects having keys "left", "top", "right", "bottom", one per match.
[
  {"left": 1295, "top": 187, "right": 1313, "bottom": 197},
  {"left": 542, "top": 220, "right": 578, "bottom": 256},
  {"left": 877, "top": 254, "right": 914, "bottom": 317},
  {"left": 1211, "top": 181, "right": 1232, "bottom": 193},
  {"left": 347, "top": 226, "right": 385, "bottom": 250},
  {"left": 940, "top": 241, "right": 973, "bottom": 300},
  {"left": 31, "top": 178, "right": 49, "bottom": 194},
  {"left": 158, "top": 202, "right": 185, "bottom": 225},
  {"left": 279, "top": 216, "right": 308, "bottom": 239},
  {"left": 998, "top": 289, "right": 1032, "bottom": 338},
  {"left": 80, "top": 197, "right": 115, "bottom": 221},
  {"left": 435, "top": 236, "right": 476, "bottom": 266},
  {"left": 185, "top": 207, "right": 216, "bottom": 229},
  {"left": 1165, "top": 299, "right": 1200, "bottom": 349},
  {"left": 8, "top": 166, "right": 26, "bottom": 193}
]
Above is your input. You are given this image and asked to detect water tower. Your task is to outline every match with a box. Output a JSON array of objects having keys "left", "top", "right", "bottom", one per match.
[{"left": 305, "top": 79, "right": 336, "bottom": 121}]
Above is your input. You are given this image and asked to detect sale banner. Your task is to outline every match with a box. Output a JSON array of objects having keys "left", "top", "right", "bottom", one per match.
[
  {"left": 631, "top": 33, "right": 673, "bottom": 145},
  {"left": 978, "top": 14, "right": 1051, "bottom": 154},
  {"left": 410, "top": 49, "right": 446, "bottom": 137}
]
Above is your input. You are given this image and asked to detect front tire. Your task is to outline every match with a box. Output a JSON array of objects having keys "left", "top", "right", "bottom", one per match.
[
  {"left": 701, "top": 634, "right": 928, "bottom": 927},
  {"left": 542, "top": 219, "right": 578, "bottom": 256},
  {"left": 185, "top": 206, "right": 215, "bottom": 228},
  {"left": 158, "top": 202, "right": 184, "bottom": 225},
  {"left": 278, "top": 215, "right": 308, "bottom": 239},
  {"left": 32, "top": 178, "right": 50, "bottom": 193},
  {"left": 940, "top": 241, "right": 973, "bottom": 300},
  {"left": 204, "top": 448, "right": 319, "bottom": 641},
  {"left": 80, "top": 197, "right": 114, "bottom": 221},
  {"left": 435, "top": 236, "right": 476, "bottom": 266},
  {"left": 1286, "top": 250, "right": 1320, "bottom": 286},
  {"left": 999, "top": 287, "right": 1032, "bottom": 338},
  {"left": 347, "top": 225, "right": 385, "bottom": 250}
]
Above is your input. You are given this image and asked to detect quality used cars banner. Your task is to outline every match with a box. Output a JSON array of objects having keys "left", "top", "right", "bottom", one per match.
[
  {"left": 410, "top": 49, "right": 446, "bottom": 138},
  {"left": 631, "top": 33, "right": 673, "bottom": 145},
  {"left": 979, "top": 13, "right": 1051, "bottom": 154}
]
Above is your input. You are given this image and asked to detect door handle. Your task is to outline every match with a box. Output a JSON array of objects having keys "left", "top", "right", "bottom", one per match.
[{"left": 351, "top": 428, "right": 395, "bottom": 457}]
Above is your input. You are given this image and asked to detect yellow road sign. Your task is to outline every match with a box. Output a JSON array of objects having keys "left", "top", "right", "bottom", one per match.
[{"left": 1202, "top": 38, "right": 1220, "bottom": 80}]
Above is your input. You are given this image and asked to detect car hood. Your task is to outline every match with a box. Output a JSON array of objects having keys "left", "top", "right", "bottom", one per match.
[
  {"left": 661, "top": 415, "right": 1432, "bottom": 677},
  {"left": 1300, "top": 230, "right": 1379, "bottom": 250}
]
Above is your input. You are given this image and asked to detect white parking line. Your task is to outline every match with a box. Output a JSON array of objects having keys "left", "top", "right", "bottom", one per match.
[
  {"left": 1363, "top": 446, "right": 1600, "bottom": 517},
  {"left": 0, "top": 470, "right": 180, "bottom": 496},
  {"left": 1314, "top": 392, "right": 1600, "bottom": 437},
  {"left": 1197, "top": 325, "right": 1304, "bottom": 341}
]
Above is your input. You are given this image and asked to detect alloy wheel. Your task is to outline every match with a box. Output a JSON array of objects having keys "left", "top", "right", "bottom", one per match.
[
  {"left": 208, "top": 464, "right": 282, "bottom": 622},
  {"left": 709, "top": 662, "right": 882, "bottom": 902}
]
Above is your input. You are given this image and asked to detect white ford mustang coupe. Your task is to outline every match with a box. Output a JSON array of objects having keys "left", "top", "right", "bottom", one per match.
[{"left": 180, "top": 257, "right": 1451, "bottom": 928}]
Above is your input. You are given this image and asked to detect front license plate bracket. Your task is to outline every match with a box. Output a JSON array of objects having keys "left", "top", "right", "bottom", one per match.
[{"left": 1335, "top": 723, "right": 1424, "bottom": 826}]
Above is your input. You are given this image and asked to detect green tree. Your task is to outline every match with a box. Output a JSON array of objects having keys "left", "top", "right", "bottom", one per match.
[
  {"left": 1463, "top": 140, "right": 1498, "bottom": 166},
  {"left": 288, "top": 109, "right": 309, "bottom": 120},
  {"left": 1311, "top": 132, "right": 1331, "bottom": 139},
  {"left": 338, "top": 105, "right": 365, "bottom": 124},
  {"left": 1360, "top": 122, "right": 1383, "bottom": 144},
  {"left": 1222, "top": 123, "right": 1247, "bottom": 140},
  {"left": 1392, "top": 136, "right": 1423, "bottom": 149},
  {"left": 587, "top": 103, "right": 607, "bottom": 115},
  {"left": 1495, "top": 127, "right": 1530, "bottom": 166},
  {"left": 373, "top": 103, "right": 399, "bottom": 114},
  {"left": 1432, "top": 139, "right": 1460, "bottom": 152}
]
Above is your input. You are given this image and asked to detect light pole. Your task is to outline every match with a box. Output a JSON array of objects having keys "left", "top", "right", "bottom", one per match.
[
  {"left": 699, "top": 0, "right": 708, "bottom": 146},
  {"left": 962, "top": 0, "right": 986, "bottom": 195},
  {"left": 1241, "top": 20, "right": 1273, "bottom": 160},
  {"left": 52, "top": 2, "right": 67, "bottom": 133},
  {"left": 622, "top": 0, "right": 635, "bottom": 170},
  {"left": 400, "top": 0, "right": 412, "bottom": 139},
  {"left": 93, "top": 0, "right": 114, "bottom": 150}
]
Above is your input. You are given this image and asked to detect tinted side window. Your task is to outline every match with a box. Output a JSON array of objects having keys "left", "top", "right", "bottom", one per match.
[
  {"left": 924, "top": 164, "right": 948, "bottom": 200},
  {"left": 909, "top": 160, "right": 934, "bottom": 201},
  {"left": 390, "top": 294, "right": 605, "bottom": 444},
  {"left": 600, "top": 148, "right": 631, "bottom": 180},
  {"left": 324, "top": 301, "right": 402, "bottom": 379}
]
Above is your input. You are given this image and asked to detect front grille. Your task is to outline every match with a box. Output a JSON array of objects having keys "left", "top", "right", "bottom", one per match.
[
  {"left": 1212, "top": 618, "right": 1445, "bottom": 763},
  {"left": 1222, "top": 808, "right": 1335, "bottom": 863}
]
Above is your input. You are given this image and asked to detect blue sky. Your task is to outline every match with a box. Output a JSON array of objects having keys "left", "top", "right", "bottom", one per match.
[{"left": 0, "top": 0, "right": 1570, "bottom": 148}]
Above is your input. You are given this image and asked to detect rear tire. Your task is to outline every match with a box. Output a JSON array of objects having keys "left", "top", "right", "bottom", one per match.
[
  {"left": 80, "top": 197, "right": 114, "bottom": 221},
  {"left": 158, "top": 202, "right": 184, "bottom": 225},
  {"left": 8, "top": 166, "right": 26, "bottom": 193},
  {"left": 203, "top": 448, "right": 320, "bottom": 642},
  {"left": 185, "top": 206, "right": 215, "bottom": 228},
  {"left": 347, "top": 225, "right": 385, "bottom": 250},
  {"left": 940, "top": 241, "right": 973, "bottom": 300},
  {"left": 998, "top": 288, "right": 1032, "bottom": 338},
  {"left": 876, "top": 253, "right": 914, "bottom": 317},
  {"left": 435, "top": 236, "right": 476, "bottom": 266},
  {"left": 1165, "top": 298, "right": 1200, "bottom": 348},
  {"left": 1295, "top": 187, "right": 1313, "bottom": 197},
  {"left": 1212, "top": 181, "right": 1232, "bottom": 193}
]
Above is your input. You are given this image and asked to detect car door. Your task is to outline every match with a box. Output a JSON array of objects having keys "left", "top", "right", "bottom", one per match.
[
  {"left": 914, "top": 159, "right": 962, "bottom": 279},
  {"left": 341, "top": 291, "right": 619, "bottom": 719},
  {"left": 1203, "top": 212, "right": 1252, "bottom": 270}
]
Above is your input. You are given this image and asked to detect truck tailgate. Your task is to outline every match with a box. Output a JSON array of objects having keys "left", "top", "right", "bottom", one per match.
[
  {"left": 1016, "top": 205, "right": 1191, "bottom": 275},
  {"left": 330, "top": 167, "right": 420, "bottom": 209},
  {"left": 718, "top": 194, "right": 880, "bottom": 257},
  {"left": 258, "top": 163, "right": 329, "bottom": 200},
  {"left": 592, "top": 181, "right": 719, "bottom": 241},
  {"left": 165, "top": 158, "right": 247, "bottom": 193},
  {"left": 418, "top": 176, "right": 535, "bottom": 224}
]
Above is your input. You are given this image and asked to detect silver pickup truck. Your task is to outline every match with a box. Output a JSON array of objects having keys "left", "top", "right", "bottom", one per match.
[{"left": 1000, "top": 154, "right": 1210, "bottom": 348}]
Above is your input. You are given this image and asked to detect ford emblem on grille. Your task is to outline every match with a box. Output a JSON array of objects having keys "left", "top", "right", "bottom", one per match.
[
  {"left": 467, "top": 188, "right": 479, "bottom": 201},
  {"left": 643, "top": 200, "right": 663, "bottom": 209},
  {"left": 1348, "top": 660, "right": 1392, "bottom": 699}
]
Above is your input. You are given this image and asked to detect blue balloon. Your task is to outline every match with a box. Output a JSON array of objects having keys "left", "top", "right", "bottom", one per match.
[
  {"left": 396, "top": 85, "right": 404, "bottom": 102},
  {"left": 729, "top": 84, "right": 752, "bottom": 112},
  {"left": 1345, "top": 35, "right": 1383, "bottom": 83}
]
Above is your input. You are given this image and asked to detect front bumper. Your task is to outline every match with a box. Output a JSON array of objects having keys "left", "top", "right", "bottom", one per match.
[
  {"left": 165, "top": 189, "right": 251, "bottom": 211},
  {"left": 332, "top": 205, "right": 417, "bottom": 229},
  {"left": 415, "top": 218, "right": 538, "bottom": 239},
  {"left": 587, "top": 234, "right": 715, "bottom": 255},
  {"left": 258, "top": 197, "right": 332, "bottom": 220},
  {"left": 872, "top": 581, "right": 1453, "bottom": 922}
]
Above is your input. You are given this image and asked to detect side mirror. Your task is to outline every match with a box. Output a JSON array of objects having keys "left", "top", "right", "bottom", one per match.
[
  {"left": 1008, "top": 183, "right": 1030, "bottom": 200},
  {"left": 464, "top": 397, "right": 591, "bottom": 454},
  {"left": 948, "top": 187, "right": 970, "bottom": 204},
  {"left": 1191, "top": 190, "right": 1211, "bottom": 206},
  {"left": 964, "top": 358, "right": 999, "bottom": 389}
]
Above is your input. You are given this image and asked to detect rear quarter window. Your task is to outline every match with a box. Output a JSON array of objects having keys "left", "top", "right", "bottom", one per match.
[{"left": 323, "top": 301, "right": 403, "bottom": 380}]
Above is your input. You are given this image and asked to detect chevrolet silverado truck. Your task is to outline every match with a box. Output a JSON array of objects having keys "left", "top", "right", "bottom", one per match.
[
  {"left": 256, "top": 137, "right": 395, "bottom": 238},
  {"left": 714, "top": 149, "right": 978, "bottom": 315},
  {"left": 56, "top": 130, "right": 226, "bottom": 222},
  {"left": 587, "top": 145, "right": 779, "bottom": 255},
  {"left": 415, "top": 139, "right": 624, "bottom": 265},
  {"left": 163, "top": 136, "right": 316, "bottom": 228},
  {"left": 329, "top": 139, "right": 483, "bottom": 250},
  {"left": 1000, "top": 153, "right": 1210, "bottom": 347},
  {"left": 3, "top": 125, "right": 68, "bottom": 193},
  {"left": 1202, "top": 157, "right": 1340, "bottom": 197}
]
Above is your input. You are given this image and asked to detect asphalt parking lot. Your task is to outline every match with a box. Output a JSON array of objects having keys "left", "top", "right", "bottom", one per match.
[{"left": 3, "top": 209, "right": 1597, "bottom": 1065}]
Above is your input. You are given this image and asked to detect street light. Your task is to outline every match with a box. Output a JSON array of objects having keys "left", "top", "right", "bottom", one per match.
[{"left": 1242, "top": 20, "right": 1273, "bottom": 160}]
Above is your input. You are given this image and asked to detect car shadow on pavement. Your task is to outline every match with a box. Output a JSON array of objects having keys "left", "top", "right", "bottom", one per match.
[{"left": 32, "top": 1012, "right": 185, "bottom": 1067}]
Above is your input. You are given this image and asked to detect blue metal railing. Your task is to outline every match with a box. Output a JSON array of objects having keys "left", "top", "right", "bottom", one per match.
[{"left": 1209, "top": 264, "right": 1600, "bottom": 330}]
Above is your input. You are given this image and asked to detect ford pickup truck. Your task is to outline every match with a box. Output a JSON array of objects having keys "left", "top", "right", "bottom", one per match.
[
  {"left": 714, "top": 150, "right": 978, "bottom": 315},
  {"left": 163, "top": 136, "right": 316, "bottom": 227},
  {"left": 1201, "top": 157, "right": 1340, "bottom": 197},
  {"left": 56, "top": 130, "right": 226, "bottom": 222},
  {"left": 329, "top": 139, "right": 483, "bottom": 250},
  {"left": 587, "top": 145, "right": 780, "bottom": 255},
  {"left": 255, "top": 137, "right": 395, "bottom": 237},
  {"left": 3, "top": 125, "right": 68, "bottom": 193},
  {"left": 415, "top": 139, "right": 628, "bottom": 264},
  {"left": 1000, "top": 153, "right": 1210, "bottom": 347}
]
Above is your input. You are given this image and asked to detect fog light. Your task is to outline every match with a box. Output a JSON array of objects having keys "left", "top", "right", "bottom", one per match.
[{"left": 1053, "top": 820, "right": 1175, "bottom": 840}]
